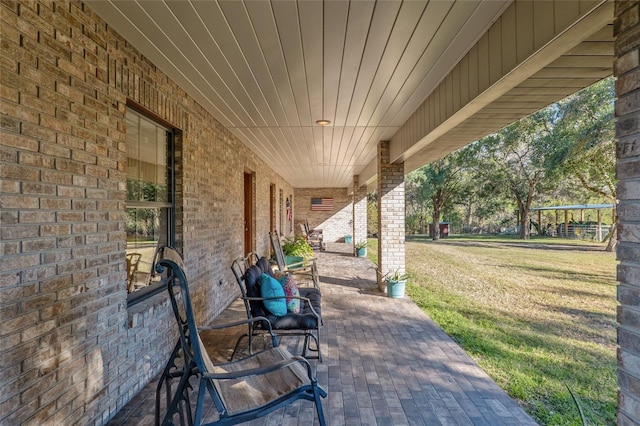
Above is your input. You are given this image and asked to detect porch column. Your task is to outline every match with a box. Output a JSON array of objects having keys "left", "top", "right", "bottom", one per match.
[
  {"left": 615, "top": 1, "right": 640, "bottom": 424},
  {"left": 352, "top": 175, "right": 367, "bottom": 255},
  {"left": 377, "top": 141, "right": 405, "bottom": 292}
]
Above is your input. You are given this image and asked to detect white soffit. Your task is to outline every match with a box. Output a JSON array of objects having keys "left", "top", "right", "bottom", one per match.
[{"left": 88, "top": 0, "right": 511, "bottom": 188}]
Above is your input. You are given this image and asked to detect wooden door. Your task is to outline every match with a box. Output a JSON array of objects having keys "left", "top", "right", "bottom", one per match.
[
  {"left": 244, "top": 172, "right": 253, "bottom": 255},
  {"left": 270, "top": 184, "right": 276, "bottom": 233}
]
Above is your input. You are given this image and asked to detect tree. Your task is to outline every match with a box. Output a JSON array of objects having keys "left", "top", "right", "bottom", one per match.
[
  {"left": 405, "top": 172, "right": 431, "bottom": 234},
  {"left": 407, "top": 153, "right": 465, "bottom": 240},
  {"left": 472, "top": 108, "right": 562, "bottom": 240},
  {"left": 548, "top": 78, "right": 617, "bottom": 250},
  {"left": 456, "top": 143, "right": 516, "bottom": 233},
  {"left": 367, "top": 191, "right": 378, "bottom": 237}
]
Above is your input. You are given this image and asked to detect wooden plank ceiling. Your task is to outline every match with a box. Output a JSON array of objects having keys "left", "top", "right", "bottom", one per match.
[{"left": 88, "top": 0, "right": 612, "bottom": 189}]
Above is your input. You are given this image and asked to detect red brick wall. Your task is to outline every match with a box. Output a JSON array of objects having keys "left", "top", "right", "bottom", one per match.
[{"left": 0, "top": 1, "right": 293, "bottom": 424}]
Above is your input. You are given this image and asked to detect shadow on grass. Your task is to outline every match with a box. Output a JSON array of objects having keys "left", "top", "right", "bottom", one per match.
[
  {"left": 407, "top": 282, "right": 617, "bottom": 425},
  {"left": 497, "top": 262, "right": 612, "bottom": 279},
  {"left": 407, "top": 234, "right": 608, "bottom": 252}
]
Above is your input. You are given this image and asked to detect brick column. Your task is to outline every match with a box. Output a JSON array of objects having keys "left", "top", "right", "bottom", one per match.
[
  {"left": 377, "top": 141, "right": 405, "bottom": 291},
  {"left": 352, "top": 175, "right": 368, "bottom": 255},
  {"left": 615, "top": 2, "right": 640, "bottom": 424}
]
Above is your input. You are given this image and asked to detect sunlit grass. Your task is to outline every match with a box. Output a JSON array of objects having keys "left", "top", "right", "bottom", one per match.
[{"left": 369, "top": 235, "right": 617, "bottom": 425}]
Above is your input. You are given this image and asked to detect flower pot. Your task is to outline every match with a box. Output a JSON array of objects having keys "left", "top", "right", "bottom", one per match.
[
  {"left": 356, "top": 247, "right": 366, "bottom": 257},
  {"left": 284, "top": 255, "right": 304, "bottom": 267},
  {"left": 386, "top": 280, "right": 406, "bottom": 298},
  {"left": 344, "top": 235, "right": 352, "bottom": 244}
]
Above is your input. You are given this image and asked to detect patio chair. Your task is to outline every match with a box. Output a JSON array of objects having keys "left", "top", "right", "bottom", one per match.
[
  {"left": 269, "top": 231, "right": 320, "bottom": 289},
  {"left": 299, "top": 223, "right": 324, "bottom": 251},
  {"left": 304, "top": 219, "right": 323, "bottom": 239},
  {"left": 231, "top": 254, "right": 323, "bottom": 362},
  {"left": 155, "top": 247, "right": 327, "bottom": 426}
]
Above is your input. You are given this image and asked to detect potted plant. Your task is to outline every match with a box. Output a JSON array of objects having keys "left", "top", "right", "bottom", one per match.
[
  {"left": 355, "top": 240, "right": 367, "bottom": 257},
  {"left": 280, "top": 236, "right": 313, "bottom": 265},
  {"left": 371, "top": 268, "right": 408, "bottom": 298}
]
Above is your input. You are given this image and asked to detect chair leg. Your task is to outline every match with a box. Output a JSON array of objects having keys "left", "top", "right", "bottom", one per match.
[
  {"left": 194, "top": 379, "right": 208, "bottom": 426},
  {"left": 161, "top": 361, "right": 196, "bottom": 426},
  {"left": 313, "top": 384, "right": 327, "bottom": 426},
  {"left": 156, "top": 340, "right": 187, "bottom": 426},
  {"left": 302, "top": 330, "right": 322, "bottom": 361}
]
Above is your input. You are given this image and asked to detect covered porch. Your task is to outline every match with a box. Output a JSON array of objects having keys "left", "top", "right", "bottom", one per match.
[
  {"left": 108, "top": 243, "right": 535, "bottom": 425},
  {"left": 3, "top": 1, "right": 640, "bottom": 425}
]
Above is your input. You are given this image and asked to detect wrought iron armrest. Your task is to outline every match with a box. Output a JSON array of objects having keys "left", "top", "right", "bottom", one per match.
[
  {"left": 286, "top": 258, "right": 317, "bottom": 270},
  {"left": 283, "top": 295, "right": 321, "bottom": 320},
  {"left": 244, "top": 296, "right": 321, "bottom": 322}
]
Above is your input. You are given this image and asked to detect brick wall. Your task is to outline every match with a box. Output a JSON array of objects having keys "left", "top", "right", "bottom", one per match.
[
  {"left": 377, "top": 141, "right": 405, "bottom": 291},
  {"left": 615, "top": 1, "right": 640, "bottom": 424},
  {"left": 294, "top": 188, "right": 352, "bottom": 243},
  {"left": 0, "top": 1, "right": 293, "bottom": 424}
]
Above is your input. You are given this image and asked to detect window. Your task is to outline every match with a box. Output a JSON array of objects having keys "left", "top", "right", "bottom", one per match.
[{"left": 125, "top": 107, "right": 174, "bottom": 305}]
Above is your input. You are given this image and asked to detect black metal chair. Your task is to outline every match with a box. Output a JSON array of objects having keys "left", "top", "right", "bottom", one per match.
[
  {"left": 155, "top": 247, "right": 327, "bottom": 426},
  {"left": 231, "top": 254, "right": 322, "bottom": 362},
  {"left": 269, "top": 231, "right": 320, "bottom": 289}
]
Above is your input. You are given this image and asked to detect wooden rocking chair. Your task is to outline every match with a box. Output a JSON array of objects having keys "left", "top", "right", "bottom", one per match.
[
  {"left": 154, "top": 247, "right": 327, "bottom": 426},
  {"left": 269, "top": 231, "right": 320, "bottom": 289}
]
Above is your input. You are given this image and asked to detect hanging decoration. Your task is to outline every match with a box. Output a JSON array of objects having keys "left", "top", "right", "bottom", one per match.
[{"left": 286, "top": 197, "right": 291, "bottom": 221}]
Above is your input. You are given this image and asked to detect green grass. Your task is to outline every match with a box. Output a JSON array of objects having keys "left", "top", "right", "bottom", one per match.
[{"left": 368, "top": 235, "right": 617, "bottom": 425}]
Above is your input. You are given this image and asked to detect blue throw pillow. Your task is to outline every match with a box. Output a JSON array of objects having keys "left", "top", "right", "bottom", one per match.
[{"left": 260, "top": 273, "right": 287, "bottom": 316}]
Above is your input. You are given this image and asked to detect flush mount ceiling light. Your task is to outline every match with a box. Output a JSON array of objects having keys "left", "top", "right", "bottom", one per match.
[{"left": 315, "top": 119, "right": 331, "bottom": 126}]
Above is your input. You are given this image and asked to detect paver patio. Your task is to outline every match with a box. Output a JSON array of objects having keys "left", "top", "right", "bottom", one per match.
[{"left": 108, "top": 243, "right": 537, "bottom": 425}]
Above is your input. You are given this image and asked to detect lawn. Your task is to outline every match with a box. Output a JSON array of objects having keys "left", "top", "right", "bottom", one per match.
[{"left": 369, "top": 235, "right": 617, "bottom": 425}]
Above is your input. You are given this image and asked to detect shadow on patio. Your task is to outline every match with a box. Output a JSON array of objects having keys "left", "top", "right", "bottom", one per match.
[{"left": 108, "top": 243, "right": 537, "bottom": 425}]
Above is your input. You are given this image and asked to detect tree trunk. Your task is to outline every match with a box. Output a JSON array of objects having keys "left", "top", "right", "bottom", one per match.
[
  {"left": 605, "top": 227, "right": 617, "bottom": 252},
  {"left": 518, "top": 206, "right": 530, "bottom": 240},
  {"left": 432, "top": 207, "right": 441, "bottom": 241},
  {"left": 604, "top": 216, "right": 617, "bottom": 252}
]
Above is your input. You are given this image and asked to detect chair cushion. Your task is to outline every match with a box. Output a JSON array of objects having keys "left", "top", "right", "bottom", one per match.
[
  {"left": 257, "top": 256, "right": 273, "bottom": 277},
  {"left": 260, "top": 273, "right": 287, "bottom": 316},
  {"left": 244, "top": 265, "right": 266, "bottom": 318},
  {"left": 267, "top": 287, "right": 321, "bottom": 330}
]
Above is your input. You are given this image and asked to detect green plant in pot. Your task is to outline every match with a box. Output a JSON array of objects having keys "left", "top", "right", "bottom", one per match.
[
  {"left": 371, "top": 267, "right": 408, "bottom": 298},
  {"left": 355, "top": 240, "right": 367, "bottom": 257},
  {"left": 280, "top": 236, "right": 313, "bottom": 265}
]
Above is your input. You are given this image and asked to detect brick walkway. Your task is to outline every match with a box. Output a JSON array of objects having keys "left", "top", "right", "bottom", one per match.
[{"left": 108, "top": 243, "right": 537, "bottom": 425}]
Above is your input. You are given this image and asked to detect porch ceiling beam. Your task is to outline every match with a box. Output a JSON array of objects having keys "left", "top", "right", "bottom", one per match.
[{"left": 371, "top": 0, "right": 613, "bottom": 181}]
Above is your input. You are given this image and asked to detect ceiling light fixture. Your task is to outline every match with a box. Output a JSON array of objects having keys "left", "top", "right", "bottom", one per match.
[{"left": 315, "top": 119, "right": 331, "bottom": 126}]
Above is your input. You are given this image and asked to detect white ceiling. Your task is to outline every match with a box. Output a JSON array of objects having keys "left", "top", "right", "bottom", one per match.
[{"left": 88, "top": 0, "right": 512, "bottom": 188}]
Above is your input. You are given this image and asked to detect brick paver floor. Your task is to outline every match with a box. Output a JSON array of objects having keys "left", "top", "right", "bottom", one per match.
[{"left": 108, "top": 243, "right": 537, "bottom": 425}]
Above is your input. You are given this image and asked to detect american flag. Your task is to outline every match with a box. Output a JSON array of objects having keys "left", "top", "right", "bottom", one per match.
[{"left": 311, "top": 198, "right": 334, "bottom": 211}]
